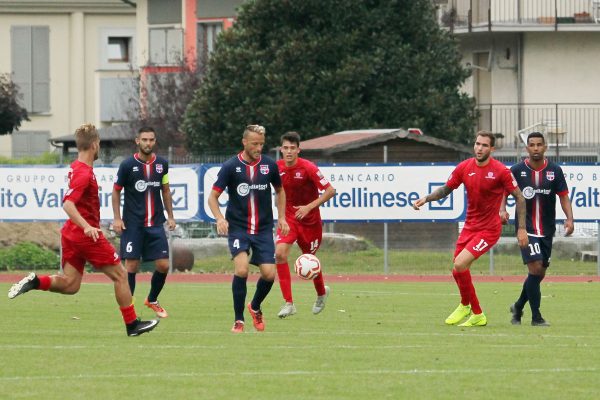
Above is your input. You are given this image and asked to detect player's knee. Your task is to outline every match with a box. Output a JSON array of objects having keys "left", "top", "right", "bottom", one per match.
[
  {"left": 453, "top": 261, "right": 469, "bottom": 272},
  {"left": 261, "top": 269, "right": 276, "bottom": 281},
  {"left": 155, "top": 259, "right": 169, "bottom": 273},
  {"left": 275, "top": 251, "right": 287, "bottom": 264},
  {"left": 63, "top": 280, "right": 81, "bottom": 295}
]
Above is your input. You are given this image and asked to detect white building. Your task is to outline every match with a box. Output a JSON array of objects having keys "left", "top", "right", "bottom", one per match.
[
  {"left": 0, "top": 0, "right": 136, "bottom": 158},
  {"left": 438, "top": 0, "right": 600, "bottom": 161}
]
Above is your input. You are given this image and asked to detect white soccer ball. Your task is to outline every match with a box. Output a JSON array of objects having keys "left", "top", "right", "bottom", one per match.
[{"left": 294, "top": 253, "right": 321, "bottom": 280}]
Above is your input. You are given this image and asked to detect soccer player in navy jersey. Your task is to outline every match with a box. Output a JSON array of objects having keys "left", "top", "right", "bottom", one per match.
[
  {"left": 112, "top": 127, "right": 176, "bottom": 318},
  {"left": 207, "top": 124, "right": 290, "bottom": 333},
  {"left": 500, "top": 131, "right": 574, "bottom": 326},
  {"left": 413, "top": 131, "right": 529, "bottom": 327},
  {"left": 8, "top": 124, "right": 158, "bottom": 336},
  {"left": 275, "top": 132, "right": 336, "bottom": 318}
]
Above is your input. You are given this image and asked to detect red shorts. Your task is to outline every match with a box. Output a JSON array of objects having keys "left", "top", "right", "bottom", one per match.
[
  {"left": 454, "top": 227, "right": 501, "bottom": 260},
  {"left": 276, "top": 219, "right": 323, "bottom": 254},
  {"left": 61, "top": 234, "right": 121, "bottom": 274}
]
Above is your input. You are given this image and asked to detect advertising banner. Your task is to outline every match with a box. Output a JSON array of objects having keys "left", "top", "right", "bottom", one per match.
[{"left": 0, "top": 165, "right": 201, "bottom": 221}]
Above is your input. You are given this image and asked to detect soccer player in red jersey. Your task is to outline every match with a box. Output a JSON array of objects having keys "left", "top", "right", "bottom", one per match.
[
  {"left": 8, "top": 124, "right": 159, "bottom": 337},
  {"left": 413, "top": 131, "right": 528, "bottom": 327},
  {"left": 275, "top": 132, "right": 336, "bottom": 318}
]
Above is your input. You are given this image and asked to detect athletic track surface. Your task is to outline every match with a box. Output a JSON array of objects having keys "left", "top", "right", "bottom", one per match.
[{"left": 1, "top": 273, "right": 599, "bottom": 284}]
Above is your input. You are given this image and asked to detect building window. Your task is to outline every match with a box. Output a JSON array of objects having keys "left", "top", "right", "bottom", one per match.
[
  {"left": 100, "top": 77, "right": 138, "bottom": 122},
  {"left": 10, "top": 26, "right": 50, "bottom": 113},
  {"left": 99, "top": 28, "right": 135, "bottom": 70},
  {"left": 197, "top": 21, "right": 223, "bottom": 69},
  {"left": 12, "top": 131, "right": 50, "bottom": 158},
  {"left": 108, "top": 37, "right": 131, "bottom": 62},
  {"left": 149, "top": 28, "right": 183, "bottom": 65}
]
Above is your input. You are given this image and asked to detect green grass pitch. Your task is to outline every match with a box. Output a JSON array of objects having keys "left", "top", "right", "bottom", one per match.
[{"left": 1, "top": 280, "right": 600, "bottom": 399}]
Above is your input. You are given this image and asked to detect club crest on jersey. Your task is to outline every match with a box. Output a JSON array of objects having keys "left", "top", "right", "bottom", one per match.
[
  {"left": 260, "top": 165, "right": 269, "bottom": 175},
  {"left": 546, "top": 171, "right": 555, "bottom": 181},
  {"left": 133, "top": 166, "right": 139, "bottom": 172},
  {"left": 521, "top": 171, "right": 527, "bottom": 177},
  {"left": 485, "top": 172, "right": 496, "bottom": 179},
  {"left": 236, "top": 167, "right": 241, "bottom": 173},
  {"left": 294, "top": 171, "right": 303, "bottom": 179},
  {"left": 156, "top": 164, "right": 163, "bottom": 174}
]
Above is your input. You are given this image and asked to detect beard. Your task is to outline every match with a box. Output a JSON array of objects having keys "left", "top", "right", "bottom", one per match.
[{"left": 139, "top": 146, "right": 153, "bottom": 155}]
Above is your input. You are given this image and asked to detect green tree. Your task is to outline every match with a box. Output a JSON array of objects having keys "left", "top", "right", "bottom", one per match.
[
  {"left": 0, "top": 73, "right": 29, "bottom": 135},
  {"left": 183, "top": 0, "right": 476, "bottom": 152}
]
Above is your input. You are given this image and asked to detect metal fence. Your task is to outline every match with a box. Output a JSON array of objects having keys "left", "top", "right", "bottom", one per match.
[
  {"left": 475, "top": 103, "right": 600, "bottom": 162},
  {"left": 442, "top": 0, "right": 600, "bottom": 30}
]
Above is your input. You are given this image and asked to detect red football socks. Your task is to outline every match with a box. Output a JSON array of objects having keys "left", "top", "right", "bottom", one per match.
[
  {"left": 452, "top": 268, "right": 482, "bottom": 314},
  {"left": 120, "top": 304, "right": 137, "bottom": 325},
  {"left": 37, "top": 275, "right": 51, "bottom": 291},
  {"left": 276, "top": 263, "right": 293, "bottom": 303},
  {"left": 313, "top": 272, "right": 326, "bottom": 296}
]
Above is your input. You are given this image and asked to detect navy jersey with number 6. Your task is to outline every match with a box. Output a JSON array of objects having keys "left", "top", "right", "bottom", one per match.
[
  {"left": 212, "top": 153, "right": 281, "bottom": 234},
  {"left": 114, "top": 154, "right": 169, "bottom": 227},
  {"left": 511, "top": 159, "right": 568, "bottom": 237}
]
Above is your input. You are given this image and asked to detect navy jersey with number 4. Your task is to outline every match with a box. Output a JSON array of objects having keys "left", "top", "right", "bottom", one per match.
[
  {"left": 212, "top": 153, "right": 281, "bottom": 234},
  {"left": 511, "top": 159, "right": 568, "bottom": 237},
  {"left": 114, "top": 154, "right": 169, "bottom": 227}
]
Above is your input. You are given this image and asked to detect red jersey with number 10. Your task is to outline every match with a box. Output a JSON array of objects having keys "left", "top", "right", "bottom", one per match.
[
  {"left": 277, "top": 158, "right": 331, "bottom": 226},
  {"left": 446, "top": 157, "right": 517, "bottom": 232},
  {"left": 61, "top": 160, "right": 100, "bottom": 240}
]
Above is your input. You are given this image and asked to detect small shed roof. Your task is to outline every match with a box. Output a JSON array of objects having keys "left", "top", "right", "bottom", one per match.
[
  {"left": 299, "top": 128, "right": 471, "bottom": 155},
  {"left": 50, "top": 124, "right": 135, "bottom": 147}
]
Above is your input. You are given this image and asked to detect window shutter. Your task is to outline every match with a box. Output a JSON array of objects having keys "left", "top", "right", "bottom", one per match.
[
  {"left": 166, "top": 29, "right": 183, "bottom": 64},
  {"left": 10, "top": 26, "right": 33, "bottom": 111},
  {"left": 32, "top": 26, "right": 50, "bottom": 113},
  {"left": 149, "top": 29, "right": 166, "bottom": 64}
]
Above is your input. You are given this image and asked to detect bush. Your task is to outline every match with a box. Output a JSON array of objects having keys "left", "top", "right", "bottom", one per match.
[
  {"left": 0, "top": 242, "right": 59, "bottom": 271},
  {"left": 0, "top": 152, "right": 60, "bottom": 165}
]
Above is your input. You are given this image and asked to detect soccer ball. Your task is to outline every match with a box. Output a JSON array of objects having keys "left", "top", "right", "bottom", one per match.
[{"left": 294, "top": 253, "right": 321, "bottom": 280}]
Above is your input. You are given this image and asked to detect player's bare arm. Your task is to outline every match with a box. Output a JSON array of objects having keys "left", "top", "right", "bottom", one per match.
[
  {"left": 412, "top": 184, "right": 453, "bottom": 210},
  {"left": 161, "top": 183, "right": 176, "bottom": 231},
  {"left": 294, "top": 186, "right": 336, "bottom": 220},
  {"left": 510, "top": 187, "right": 529, "bottom": 248},
  {"left": 559, "top": 195, "right": 575, "bottom": 236},
  {"left": 275, "top": 186, "right": 290, "bottom": 236},
  {"left": 499, "top": 195, "right": 510, "bottom": 225},
  {"left": 111, "top": 186, "right": 125, "bottom": 233},
  {"left": 63, "top": 200, "right": 102, "bottom": 242},
  {"left": 207, "top": 189, "right": 228, "bottom": 236}
]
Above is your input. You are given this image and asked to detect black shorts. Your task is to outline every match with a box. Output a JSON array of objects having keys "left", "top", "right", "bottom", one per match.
[
  {"left": 120, "top": 225, "right": 169, "bottom": 261},
  {"left": 520, "top": 235, "right": 553, "bottom": 268},
  {"left": 228, "top": 229, "right": 275, "bottom": 266}
]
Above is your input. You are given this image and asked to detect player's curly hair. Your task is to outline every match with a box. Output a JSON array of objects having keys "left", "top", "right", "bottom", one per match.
[
  {"left": 74, "top": 123, "right": 99, "bottom": 151},
  {"left": 244, "top": 124, "right": 266, "bottom": 137}
]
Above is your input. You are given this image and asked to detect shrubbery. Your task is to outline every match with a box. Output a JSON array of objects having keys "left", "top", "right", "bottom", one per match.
[{"left": 0, "top": 242, "right": 59, "bottom": 271}]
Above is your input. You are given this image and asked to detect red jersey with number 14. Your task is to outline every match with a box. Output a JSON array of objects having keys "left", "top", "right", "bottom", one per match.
[
  {"left": 277, "top": 158, "right": 331, "bottom": 226},
  {"left": 447, "top": 157, "right": 517, "bottom": 232},
  {"left": 61, "top": 160, "right": 100, "bottom": 240}
]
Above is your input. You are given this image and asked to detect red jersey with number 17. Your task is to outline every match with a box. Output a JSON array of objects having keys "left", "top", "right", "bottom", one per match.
[
  {"left": 277, "top": 158, "right": 332, "bottom": 226},
  {"left": 61, "top": 160, "right": 100, "bottom": 240},
  {"left": 446, "top": 157, "right": 517, "bottom": 232}
]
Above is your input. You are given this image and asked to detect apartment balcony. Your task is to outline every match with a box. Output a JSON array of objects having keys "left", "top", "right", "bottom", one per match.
[
  {"left": 439, "top": 0, "right": 600, "bottom": 33},
  {"left": 475, "top": 103, "right": 600, "bottom": 161}
]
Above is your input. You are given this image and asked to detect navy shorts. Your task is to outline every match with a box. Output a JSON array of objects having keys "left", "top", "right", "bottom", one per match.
[
  {"left": 228, "top": 229, "right": 275, "bottom": 266},
  {"left": 520, "top": 235, "right": 553, "bottom": 268},
  {"left": 120, "top": 225, "right": 169, "bottom": 261}
]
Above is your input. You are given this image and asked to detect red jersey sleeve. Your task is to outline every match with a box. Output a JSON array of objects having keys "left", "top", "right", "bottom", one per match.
[
  {"left": 305, "top": 160, "right": 331, "bottom": 191},
  {"left": 63, "top": 166, "right": 90, "bottom": 205},
  {"left": 500, "top": 166, "right": 518, "bottom": 193},
  {"left": 446, "top": 161, "right": 465, "bottom": 190}
]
